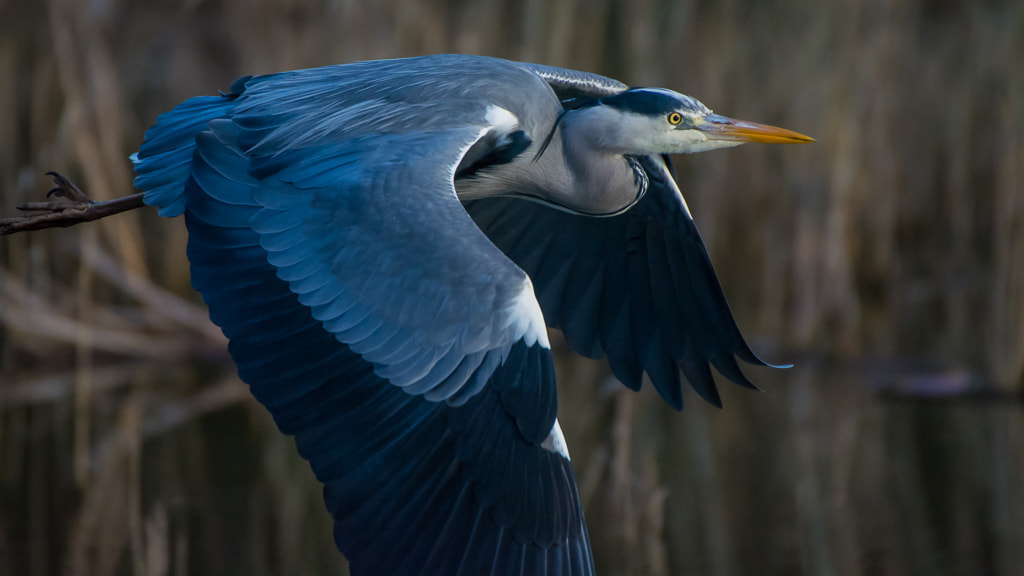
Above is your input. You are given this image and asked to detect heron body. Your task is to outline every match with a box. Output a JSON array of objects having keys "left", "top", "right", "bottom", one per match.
[{"left": 132, "top": 54, "right": 811, "bottom": 575}]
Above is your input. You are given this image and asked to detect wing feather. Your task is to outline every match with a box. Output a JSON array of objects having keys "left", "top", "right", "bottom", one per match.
[{"left": 516, "top": 62, "right": 628, "bottom": 100}]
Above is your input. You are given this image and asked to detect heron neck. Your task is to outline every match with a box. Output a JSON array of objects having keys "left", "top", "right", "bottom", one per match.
[
  {"left": 453, "top": 111, "right": 642, "bottom": 216},
  {"left": 553, "top": 119, "right": 643, "bottom": 216}
]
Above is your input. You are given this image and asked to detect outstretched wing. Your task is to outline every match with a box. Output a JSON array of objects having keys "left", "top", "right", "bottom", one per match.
[
  {"left": 133, "top": 58, "right": 593, "bottom": 575},
  {"left": 465, "top": 154, "right": 778, "bottom": 410}
]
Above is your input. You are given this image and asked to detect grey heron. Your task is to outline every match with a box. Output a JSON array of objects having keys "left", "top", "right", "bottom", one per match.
[{"left": 132, "top": 54, "right": 812, "bottom": 575}]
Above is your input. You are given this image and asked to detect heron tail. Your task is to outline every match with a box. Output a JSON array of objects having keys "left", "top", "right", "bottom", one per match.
[{"left": 131, "top": 79, "right": 249, "bottom": 216}]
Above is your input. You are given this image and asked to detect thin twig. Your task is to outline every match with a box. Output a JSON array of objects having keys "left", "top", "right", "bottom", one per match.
[{"left": 0, "top": 172, "right": 146, "bottom": 236}]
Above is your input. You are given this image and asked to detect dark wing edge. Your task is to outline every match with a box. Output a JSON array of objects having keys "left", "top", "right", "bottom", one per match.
[
  {"left": 133, "top": 78, "right": 596, "bottom": 574},
  {"left": 465, "top": 154, "right": 784, "bottom": 410}
]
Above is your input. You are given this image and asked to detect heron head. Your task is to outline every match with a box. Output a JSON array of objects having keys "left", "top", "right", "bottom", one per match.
[{"left": 594, "top": 88, "right": 813, "bottom": 154}]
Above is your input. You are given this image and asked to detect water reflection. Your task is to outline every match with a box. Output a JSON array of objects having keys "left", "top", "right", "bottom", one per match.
[{"left": 1, "top": 355, "right": 1021, "bottom": 576}]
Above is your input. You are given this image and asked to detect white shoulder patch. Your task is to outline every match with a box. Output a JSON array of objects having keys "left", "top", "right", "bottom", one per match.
[
  {"left": 651, "top": 156, "right": 694, "bottom": 219},
  {"left": 541, "top": 419, "right": 570, "bottom": 460},
  {"left": 508, "top": 277, "right": 550, "bottom": 349},
  {"left": 484, "top": 104, "right": 519, "bottom": 132}
]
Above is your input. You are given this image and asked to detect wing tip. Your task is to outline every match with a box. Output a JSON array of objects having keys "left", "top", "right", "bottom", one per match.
[{"left": 737, "top": 344, "right": 794, "bottom": 371}]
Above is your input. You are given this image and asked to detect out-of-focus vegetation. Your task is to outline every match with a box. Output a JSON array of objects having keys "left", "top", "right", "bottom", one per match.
[{"left": 1, "top": 1, "right": 1021, "bottom": 575}]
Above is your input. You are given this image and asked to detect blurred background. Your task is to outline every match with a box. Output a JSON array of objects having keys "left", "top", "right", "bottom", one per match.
[{"left": 1, "top": 0, "right": 1022, "bottom": 575}]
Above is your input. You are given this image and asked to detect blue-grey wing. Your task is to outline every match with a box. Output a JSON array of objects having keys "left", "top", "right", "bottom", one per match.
[
  {"left": 465, "top": 154, "right": 775, "bottom": 410},
  {"left": 133, "top": 59, "right": 593, "bottom": 575}
]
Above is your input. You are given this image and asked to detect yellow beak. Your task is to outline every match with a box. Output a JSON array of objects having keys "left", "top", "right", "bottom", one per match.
[{"left": 695, "top": 114, "right": 814, "bottom": 144}]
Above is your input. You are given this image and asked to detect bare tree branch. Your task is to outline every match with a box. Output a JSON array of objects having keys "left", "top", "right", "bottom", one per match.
[{"left": 0, "top": 172, "right": 146, "bottom": 236}]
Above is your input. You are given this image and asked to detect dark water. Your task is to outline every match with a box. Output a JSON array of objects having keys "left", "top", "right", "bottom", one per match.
[{"left": 1, "top": 355, "right": 1021, "bottom": 576}]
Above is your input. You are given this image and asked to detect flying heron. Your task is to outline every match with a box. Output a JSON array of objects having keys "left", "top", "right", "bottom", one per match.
[{"left": 132, "top": 54, "right": 812, "bottom": 575}]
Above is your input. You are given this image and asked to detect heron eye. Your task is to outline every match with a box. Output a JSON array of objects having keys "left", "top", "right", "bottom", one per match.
[{"left": 667, "top": 112, "right": 683, "bottom": 125}]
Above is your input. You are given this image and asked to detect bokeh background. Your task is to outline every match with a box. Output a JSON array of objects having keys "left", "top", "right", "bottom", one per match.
[{"left": 2, "top": 1, "right": 1022, "bottom": 575}]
